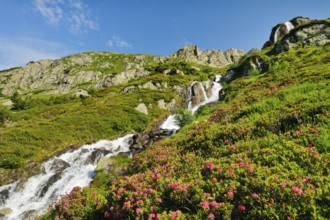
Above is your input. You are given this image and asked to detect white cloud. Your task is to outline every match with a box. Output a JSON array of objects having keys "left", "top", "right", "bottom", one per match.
[
  {"left": 33, "top": 0, "right": 63, "bottom": 25},
  {"left": 0, "top": 37, "right": 73, "bottom": 70},
  {"left": 33, "top": 0, "right": 98, "bottom": 34},
  {"left": 107, "top": 35, "right": 132, "bottom": 50}
]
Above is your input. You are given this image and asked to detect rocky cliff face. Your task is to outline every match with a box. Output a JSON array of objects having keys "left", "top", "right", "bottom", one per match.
[
  {"left": 224, "top": 17, "right": 330, "bottom": 83},
  {"left": 0, "top": 53, "right": 160, "bottom": 97},
  {"left": 263, "top": 16, "right": 312, "bottom": 48},
  {"left": 0, "top": 46, "right": 237, "bottom": 100},
  {"left": 274, "top": 20, "right": 330, "bottom": 53},
  {"left": 171, "top": 45, "right": 245, "bottom": 68}
]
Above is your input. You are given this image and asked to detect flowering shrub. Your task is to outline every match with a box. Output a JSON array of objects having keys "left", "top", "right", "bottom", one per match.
[{"left": 43, "top": 45, "right": 330, "bottom": 219}]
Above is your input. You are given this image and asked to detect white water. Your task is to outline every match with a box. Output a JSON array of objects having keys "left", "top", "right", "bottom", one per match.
[
  {"left": 0, "top": 134, "right": 133, "bottom": 220},
  {"left": 160, "top": 75, "right": 223, "bottom": 131},
  {"left": 188, "top": 76, "right": 222, "bottom": 114},
  {"left": 160, "top": 114, "right": 180, "bottom": 130},
  {"left": 284, "top": 21, "right": 294, "bottom": 32},
  {"left": 274, "top": 21, "right": 295, "bottom": 43},
  {"left": 0, "top": 77, "right": 223, "bottom": 219}
]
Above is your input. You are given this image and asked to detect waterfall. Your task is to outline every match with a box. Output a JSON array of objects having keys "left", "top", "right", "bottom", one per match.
[
  {"left": 0, "top": 135, "right": 133, "bottom": 220},
  {"left": 0, "top": 76, "right": 223, "bottom": 219},
  {"left": 159, "top": 114, "right": 180, "bottom": 130},
  {"left": 160, "top": 75, "right": 223, "bottom": 131},
  {"left": 274, "top": 21, "right": 295, "bottom": 43},
  {"left": 274, "top": 26, "right": 280, "bottom": 43},
  {"left": 284, "top": 21, "right": 294, "bottom": 32},
  {"left": 188, "top": 76, "right": 222, "bottom": 114}
]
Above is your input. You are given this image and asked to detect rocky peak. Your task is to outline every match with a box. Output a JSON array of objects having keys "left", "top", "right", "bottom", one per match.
[
  {"left": 171, "top": 45, "right": 244, "bottom": 68},
  {"left": 263, "top": 16, "right": 312, "bottom": 48}
]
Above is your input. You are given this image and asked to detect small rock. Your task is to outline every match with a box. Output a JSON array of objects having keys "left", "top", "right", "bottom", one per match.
[
  {"left": 0, "top": 207, "right": 13, "bottom": 217},
  {"left": 135, "top": 103, "right": 148, "bottom": 115}
]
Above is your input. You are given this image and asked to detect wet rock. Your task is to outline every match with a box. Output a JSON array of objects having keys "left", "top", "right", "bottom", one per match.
[
  {"left": 49, "top": 158, "right": 70, "bottom": 173},
  {"left": 20, "top": 209, "right": 36, "bottom": 219},
  {"left": 14, "top": 178, "right": 28, "bottom": 192},
  {"left": 190, "top": 82, "right": 207, "bottom": 107},
  {"left": 0, "top": 189, "right": 9, "bottom": 205},
  {"left": 95, "top": 157, "right": 113, "bottom": 173},
  {"left": 39, "top": 172, "right": 63, "bottom": 197},
  {"left": 0, "top": 207, "right": 13, "bottom": 217},
  {"left": 85, "top": 148, "right": 112, "bottom": 164}
]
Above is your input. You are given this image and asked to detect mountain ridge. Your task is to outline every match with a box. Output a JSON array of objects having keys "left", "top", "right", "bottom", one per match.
[{"left": 0, "top": 16, "right": 329, "bottom": 219}]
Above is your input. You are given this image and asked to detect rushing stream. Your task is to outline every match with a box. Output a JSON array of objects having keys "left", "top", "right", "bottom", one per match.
[
  {"left": 0, "top": 135, "right": 133, "bottom": 219},
  {"left": 0, "top": 76, "right": 222, "bottom": 219}
]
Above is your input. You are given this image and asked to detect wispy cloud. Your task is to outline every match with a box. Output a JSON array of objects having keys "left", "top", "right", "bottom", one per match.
[
  {"left": 107, "top": 35, "right": 132, "bottom": 50},
  {"left": 33, "top": 0, "right": 98, "bottom": 34},
  {"left": 181, "top": 38, "right": 192, "bottom": 46},
  {"left": 0, "top": 37, "right": 73, "bottom": 70}
]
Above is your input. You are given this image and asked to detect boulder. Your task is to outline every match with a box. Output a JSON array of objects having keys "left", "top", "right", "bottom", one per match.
[
  {"left": 0, "top": 189, "right": 9, "bottom": 205},
  {"left": 0, "top": 207, "right": 13, "bottom": 217},
  {"left": 190, "top": 82, "right": 207, "bottom": 107},
  {"left": 95, "top": 157, "right": 114, "bottom": 173},
  {"left": 48, "top": 158, "right": 70, "bottom": 173},
  {"left": 135, "top": 103, "right": 148, "bottom": 115},
  {"left": 39, "top": 172, "right": 63, "bottom": 197},
  {"left": 20, "top": 210, "right": 37, "bottom": 219}
]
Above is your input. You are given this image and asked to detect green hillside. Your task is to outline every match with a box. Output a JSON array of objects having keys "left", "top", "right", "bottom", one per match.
[
  {"left": 41, "top": 43, "right": 330, "bottom": 219},
  {"left": 0, "top": 56, "right": 220, "bottom": 185}
]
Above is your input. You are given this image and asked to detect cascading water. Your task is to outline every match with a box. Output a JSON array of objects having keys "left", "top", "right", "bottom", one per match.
[
  {"left": 160, "top": 75, "right": 223, "bottom": 131},
  {"left": 188, "top": 76, "right": 222, "bottom": 114},
  {"left": 274, "top": 21, "right": 295, "bottom": 43},
  {"left": 0, "top": 77, "right": 223, "bottom": 219},
  {"left": 284, "top": 21, "right": 294, "bottom": 32},
  {"left": 0, "top": 134, "right": 133, "bottom": 220}
]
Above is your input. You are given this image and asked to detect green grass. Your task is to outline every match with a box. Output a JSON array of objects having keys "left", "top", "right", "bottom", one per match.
[
  {"left": 0, "top": 55, "right": 220, "bottom": 184},
  {"left": 42, "top": 44, "right": 330, "bottom": 219}
]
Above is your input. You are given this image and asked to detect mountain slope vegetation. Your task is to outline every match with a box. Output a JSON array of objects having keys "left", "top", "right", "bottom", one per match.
[
  {"left": 42, "top": 41, "right": 330, "bottom": 219},
  {"left": 0, "top": 55, "right": 221, "bottom": 184}
]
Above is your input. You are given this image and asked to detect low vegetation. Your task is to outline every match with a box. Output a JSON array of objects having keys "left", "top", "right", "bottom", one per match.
[
  {"left": 42, "top": 44, "right": 330, "bottom": 219},
  {"left": 0, "top": 55, "right": 220, "bottom": 184}
]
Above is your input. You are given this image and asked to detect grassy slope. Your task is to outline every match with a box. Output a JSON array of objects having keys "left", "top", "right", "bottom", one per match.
[
  {"left": 0, "top": 55, "right": 220, "bottom": 184},
  {"left": 43, "top": 44, "right": 330, "bottom": 219}
]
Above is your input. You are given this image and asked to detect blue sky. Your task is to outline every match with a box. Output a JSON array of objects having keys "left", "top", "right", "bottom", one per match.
[{"left": 0, "top": 0, "right": 329, "bottom": 70}]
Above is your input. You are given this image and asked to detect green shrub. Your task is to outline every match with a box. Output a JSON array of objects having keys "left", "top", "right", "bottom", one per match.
[
  {"left": 175, "top": 108, "right": 194, "bottom": 127},
  {"left": 0, "top": 106, "right": 10, "bottom": 126}
]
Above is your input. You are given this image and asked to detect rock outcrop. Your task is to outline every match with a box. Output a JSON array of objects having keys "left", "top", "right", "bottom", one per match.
[
  {"left": 171, "top": 45, "right": 245, "bottom": 68},
  {"left": 0, "top": 53, "right": 154, "bottom": 97},
  {"left": 263, "top": 16, "right": 312, "bottom": 48},
  {"left": 274, "top": 20, "right": 330, "bottom": 53}
]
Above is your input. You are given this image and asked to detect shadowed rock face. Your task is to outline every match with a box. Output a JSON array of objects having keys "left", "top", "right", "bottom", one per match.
[
  {"left": 263, "top": 16, "right": 312, "bottom": 48},
  {"left": 171, "top": 45, "right": 244, "bottom": 68},
  {"left": 274, "top": 21, "right": 330, "bottom": 53}
]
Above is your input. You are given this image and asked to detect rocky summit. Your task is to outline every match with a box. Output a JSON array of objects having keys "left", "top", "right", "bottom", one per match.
[
  {"left": 171, "top": 45, "right": 245, "bottom": 68},
  {"left": 0, "top": 17, "right": 329, "bottom": 220}
]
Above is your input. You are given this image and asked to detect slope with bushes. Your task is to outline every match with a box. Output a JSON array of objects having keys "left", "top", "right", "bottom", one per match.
[
  {"left": 0, "top": 55, "right": 221, "bottom": 185},
  {"left": 42, "top": 42, "right": 330, "bottom": 219}
]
